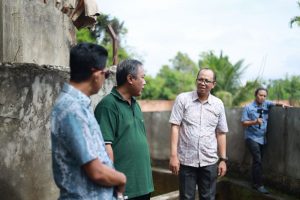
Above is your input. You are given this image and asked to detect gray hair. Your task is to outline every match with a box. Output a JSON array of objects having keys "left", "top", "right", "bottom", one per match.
[{"left": 116, "top": 59, "right": 143, "bottom": 86}]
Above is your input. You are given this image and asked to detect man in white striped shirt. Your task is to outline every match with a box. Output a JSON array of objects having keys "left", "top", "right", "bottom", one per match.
[{"left": 169, "top": 68, "right": 228, "bottom": 200}]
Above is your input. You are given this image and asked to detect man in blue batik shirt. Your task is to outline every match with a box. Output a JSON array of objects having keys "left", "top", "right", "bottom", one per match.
[
  {"left": 51, "top": 43, "right": 126, "bottom": 200},
  {"left": 241, "top": 87, "right": 289, "bottom": 194}
]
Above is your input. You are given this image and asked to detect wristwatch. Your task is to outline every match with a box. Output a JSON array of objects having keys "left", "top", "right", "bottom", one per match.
[{"left": 219, "top": 157, "right": 228, "bottom": 162}]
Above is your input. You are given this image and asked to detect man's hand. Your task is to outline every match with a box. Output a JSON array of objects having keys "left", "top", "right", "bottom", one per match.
[
  {"left": 218, "top": 161, "right": 227, "bottom": 177},
  {"left": 256, "top": 118, "right": 263, "bottom": 125},
  {"left": 115, "top": 173, "right": 126, "bottom": 194},
  {"left": 282, "top": 104, "right": 292, "bottom": 108},
  {"left": 169, "top": 155, "right": 180, "bottom": 175}
]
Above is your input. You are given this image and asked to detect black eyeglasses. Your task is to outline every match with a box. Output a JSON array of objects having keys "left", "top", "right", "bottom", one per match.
[
  {"left": 197, "top": 78, "right": 214, "bottom": 84},
  {"left": 91, "top": 67, "right": 112, "bottom": 79}
]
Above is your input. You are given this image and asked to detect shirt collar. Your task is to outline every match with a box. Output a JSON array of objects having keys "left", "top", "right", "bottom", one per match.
[
  {"left": 111, "top": 86, "right": 136, "bottom": 104},
  {"left": 251, "top": 100, "right": 262, "bottom": 108},
  {"left": 192, "top": 91, "right": 212, "bottom": 105},
  {"left": 62, "top": 83, "right": 91, "bottom": 108}
]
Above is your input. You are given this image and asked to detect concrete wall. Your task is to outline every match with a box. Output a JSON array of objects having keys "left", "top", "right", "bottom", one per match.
[
  {"left": 0, "top": 63, "right": 67, "bottom": 200},
  {"left": 0, "top": 63, "right": 114, "bottom": 200},
  {"left": 144, "top": 108, "right": 300, "bottom": 196},
  {"left": 0, "top": 1, "right": 117, "bottom": 199},
  {"left": 0, "top": 0, "right": 74, "bottom": 67}
]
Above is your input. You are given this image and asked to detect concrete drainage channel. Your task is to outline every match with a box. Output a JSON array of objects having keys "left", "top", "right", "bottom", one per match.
[{"left": 150, "top": 168, "right": 298, "bottom": 200}]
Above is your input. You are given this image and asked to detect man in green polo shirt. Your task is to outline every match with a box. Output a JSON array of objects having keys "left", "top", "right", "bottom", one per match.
[{"left": 95, "top": 59, "right": 154, "bottom": 200}]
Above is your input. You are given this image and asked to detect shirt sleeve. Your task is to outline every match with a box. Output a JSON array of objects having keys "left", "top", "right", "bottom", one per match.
[
  {"left": 216, "top": 102, "right": 229, "bottom": 133},
  {"left": 94, "top": 104, "right": 118, "bottom": 143},
  {"left": 169, "top": 94, "right": 184, "bottom": 125},
  {"left": 241, "top": 106, "right": 251, "bottom": 122},
  {"left": 266, "top": 100, "right": 275, "bottom": 108},
  {"left": 59, "top": 110, "right": 98, "bottom": 165}
]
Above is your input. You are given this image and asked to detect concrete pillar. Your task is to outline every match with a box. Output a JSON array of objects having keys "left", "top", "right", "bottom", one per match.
[{"left": 0, "top": 0, "right": 75, "bottom": 67}]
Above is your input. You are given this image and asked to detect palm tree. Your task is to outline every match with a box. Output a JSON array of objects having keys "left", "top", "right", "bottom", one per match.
[
  {"left": 199, "top": 51, "right": 260, "bottom": 107},
  {"left": 199, "top": 51, "right": 247, "bottom": 93},
  {"left": 290, "top": 1, "right": 300, "bottom": 27}
]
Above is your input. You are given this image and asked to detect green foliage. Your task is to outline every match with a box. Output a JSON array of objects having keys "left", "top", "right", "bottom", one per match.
[
  {"left": 142, "top": 50, "right": 258, "bottom": 107},
  {"left": 199, "top": 51, "right": 248, "bottom": 95},
  {"left": 142, "top": 53, "right": 198, "bottom": 100},
  {"left": 104, "top": 44, "right": 131, "bottom": 66},
  {"left": 142, "top": 49, "right": 299, "bottom": 107},
  {"left": 142, "top": 76, "right": 166, "bottom": 99},
  {"left": 157, "top": 65, "right": 196, "bottom": 99},
  {"left": 199, "top": 51, "right": 257, "bottom": 106},
  {"left": 76, "top": 28, "right": 97, "bottom": 43},
  {"left": 91, "top": 14, "right": 128, "bottom": 45},
  {"left": 75, "top": 14, "right": 131, "bottom": 65},
  {"left": 75, "top": 14, "right": 300, "bottom": 107},
  {"left": 170, "top": 52, "right": 198, "bottom": 75},
  {"left": 267, "top": 75, "right": 300, "bottom": 106},
  {"left": 215, "top": 91, "right": 233, "bottom": 107},
  {"left": 290, "top": 1, "right": 300, "bottom": 27},
  {"left": 232, "top": 79, "right": 261, "bottom": 106}
]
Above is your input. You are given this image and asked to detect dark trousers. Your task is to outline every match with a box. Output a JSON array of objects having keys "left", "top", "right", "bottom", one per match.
[
  {"left": 246, "top": 138, "right": 264, "bottom": 187},
  {"left": 128, "top": 193, "right": 151, "bottom": 200},
  {"left": 179, "top": 164, "right": 217, "bottom": 200}
]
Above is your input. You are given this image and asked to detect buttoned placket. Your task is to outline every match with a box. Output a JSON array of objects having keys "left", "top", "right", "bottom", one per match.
[
  {"left": 198, "top": 101, "right": 204, "bottom": 166},
  {"left": 198, "top": 100, "right": 210, "bottom": 167},
  {"left": 127, "top": 101, "right": 135, "bottom": 117}
]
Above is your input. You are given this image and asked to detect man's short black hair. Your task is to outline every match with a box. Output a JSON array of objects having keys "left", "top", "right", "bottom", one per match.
[
  {"left": 255, "top": 87, "right": 268, "bottom": 96},
  {"left": 116, "top": 59, "right": 143, "bottom": 86},
  {"left": 70, "top": 43, "right": 108, "bottom": 82}
]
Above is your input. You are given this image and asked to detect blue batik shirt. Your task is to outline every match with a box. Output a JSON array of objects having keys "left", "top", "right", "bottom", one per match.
[
  {"left": 241, "top": 100, "right": 275, "bottom": 145},
  {"left": 51, "top": 83, "right": 115, "bottom": 200}
]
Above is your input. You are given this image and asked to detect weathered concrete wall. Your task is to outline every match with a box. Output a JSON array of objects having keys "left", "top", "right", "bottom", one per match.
[
  {"left": 0, "top": 63, "right": 114, "bottom": 200},
  {"left": 144, "top": 112, "right": 171, "bottom": 160},
  {"left": 144, "top": 107, "right": 300, "bottom": 196},
  {"left": 0, "top": 0, "right": 74, "bottom": 67},
  {"left": 0, "top": 63, "right": 67, "bottom": 200},
  {"left": 0, "top": 1, "right": 116, "bottom": 199}
]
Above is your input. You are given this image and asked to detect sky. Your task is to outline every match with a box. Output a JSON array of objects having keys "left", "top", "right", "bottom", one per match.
[{"left": 98, "top": 0, "right": 300, "bottom": 83}]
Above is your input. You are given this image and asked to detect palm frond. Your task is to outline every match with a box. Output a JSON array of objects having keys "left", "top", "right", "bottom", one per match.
[{"left": 290, "top": 16, "right": 300, "bottom": 28}]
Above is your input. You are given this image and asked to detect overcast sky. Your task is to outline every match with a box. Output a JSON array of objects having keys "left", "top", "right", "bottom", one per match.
[{"left": 99, "top": 0, "right": 300, "bottom": 83}]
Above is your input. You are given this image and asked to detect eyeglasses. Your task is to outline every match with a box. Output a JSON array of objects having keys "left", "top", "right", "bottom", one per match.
[
  {"left": 91, "top": 67, "right": 112, "bottom": 79},
  {"left": 197, "top": 78, "right": 214, "bottom": 84}
]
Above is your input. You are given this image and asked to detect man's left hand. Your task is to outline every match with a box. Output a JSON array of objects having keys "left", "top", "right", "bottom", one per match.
[{"left": 218, "top": 161, "right": 227, "bottom": 177}]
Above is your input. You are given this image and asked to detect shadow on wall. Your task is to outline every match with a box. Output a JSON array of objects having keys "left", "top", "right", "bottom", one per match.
[{"left": 0, "top": 178, "right": 22, "bottom": 200}]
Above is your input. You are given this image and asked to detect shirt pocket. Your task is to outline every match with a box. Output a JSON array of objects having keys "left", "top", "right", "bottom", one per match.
[
  {"left": 205, "top": 108, "right": 220, "bottom": 127},
  {"left": 183, "top": 108, "right": 200, "bottom": 125}
]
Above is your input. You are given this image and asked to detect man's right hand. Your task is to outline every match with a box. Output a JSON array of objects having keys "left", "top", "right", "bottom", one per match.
[
  {"left": 116, "top": 173, "right": 126, "bottom": 193},
  {"left": 83, "top": 158, "right": 126, "bottom": 189},
  {"left": 169, "top": 155, "right": 180, "bottom": 175}
]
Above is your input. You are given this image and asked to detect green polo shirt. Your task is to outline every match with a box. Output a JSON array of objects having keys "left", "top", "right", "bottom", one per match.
[{"left": 94, "top": 87, "right": 154, "bottom": 198}]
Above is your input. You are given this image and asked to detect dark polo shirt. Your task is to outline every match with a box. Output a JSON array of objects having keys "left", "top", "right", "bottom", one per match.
[{"left": 94, "top": 87, "right": 154, "bottom": 198}]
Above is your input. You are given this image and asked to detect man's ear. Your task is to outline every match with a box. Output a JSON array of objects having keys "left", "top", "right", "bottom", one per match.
[
  {"left": 127, "top": 74, "right": 134, "bottom": 85},
  {"left": 212, "top": 81, "right": 216, "bottom": 89},
  {"left": 91, "top": 70, "right": 101, "bottom": 82}
]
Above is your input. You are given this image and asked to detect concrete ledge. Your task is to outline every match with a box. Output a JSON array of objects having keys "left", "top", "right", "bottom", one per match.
[
  {"left": 151, "top": 191, "right": 179, "bottom": 200},
  {"left": 138, "top": 100, "right": 174, "bottom": 112}
]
